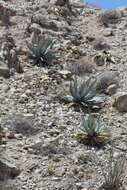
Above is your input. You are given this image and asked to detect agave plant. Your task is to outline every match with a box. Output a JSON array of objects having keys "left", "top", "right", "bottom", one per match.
[
  {"left": 100, "top": 148, "right": 125, "bottom": 190},
  {"left": 76, "top": 114, "right": 110, "bottom": 146},
  {"left": 28, "top": 37, "right": 55, "bottom": 66},
  {"left": 63, "top": 76, "right": 104, "bottom": 109}
]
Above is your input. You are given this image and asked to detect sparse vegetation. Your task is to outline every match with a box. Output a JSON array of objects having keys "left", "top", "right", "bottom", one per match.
[
  {"left": 100, "top": 148, "right": 125, "bottom": 190},
  {"left": 76, "top": 114, "right": 110, "bottom": 147},
  {"left": 63, "top": 76, "right": 105, "bottom": 109},
  {"left": 27, "top": 37, "right": 56, "bottom": 66},
  {"left": 0, "top": 0, "right": 127, "bottom": 189}
]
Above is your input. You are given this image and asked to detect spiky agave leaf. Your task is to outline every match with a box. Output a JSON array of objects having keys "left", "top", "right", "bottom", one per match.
[
  {"left": 28, "top": 38, "right": 55, "bottom": 66},
  {"left": 76, "top": 114, "right": 110, "bottom": 146}
]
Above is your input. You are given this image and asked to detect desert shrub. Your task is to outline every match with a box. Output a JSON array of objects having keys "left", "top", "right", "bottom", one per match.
[{"left": 100, "top": 148, "right": 126, "bottom": 190}]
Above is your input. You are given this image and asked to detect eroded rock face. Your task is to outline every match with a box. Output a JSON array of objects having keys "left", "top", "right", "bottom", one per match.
[{"left": 113, "top": 92, "right": 127, "bottom": 112}]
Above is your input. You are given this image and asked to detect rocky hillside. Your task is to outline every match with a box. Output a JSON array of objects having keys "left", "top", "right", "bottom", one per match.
[{"left": 0, "top": 0, "right": 127, "bottom": 189}]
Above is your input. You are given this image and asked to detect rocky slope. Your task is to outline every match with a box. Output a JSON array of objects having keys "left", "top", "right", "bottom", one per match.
[{"left": 0, "top": 0, "right": 127, "bottom": 189}]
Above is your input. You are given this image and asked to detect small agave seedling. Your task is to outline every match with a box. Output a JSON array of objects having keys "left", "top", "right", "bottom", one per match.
[
  {"left": 28, "top": 37, "right": 56, "bottom": 66},
  {"left": 63, "top": 76, "right": 104, "bottom": 109},
  {"left": 76, "top": 114, "right": 110, "bottom": 147},
  {"left": 100, "top": 148, "right": 125, "bottom": 190}
]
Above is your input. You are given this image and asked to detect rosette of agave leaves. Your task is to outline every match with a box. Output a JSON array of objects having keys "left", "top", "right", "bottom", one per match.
[
  {"left": 27, "top": 37, "right": 56, "bottom": 66},
  {"left": 63, "top": 76, "right": 105, "bottom": 109},
  {"left": 76, "top": 114, "right": 111, "bottom": 147}
]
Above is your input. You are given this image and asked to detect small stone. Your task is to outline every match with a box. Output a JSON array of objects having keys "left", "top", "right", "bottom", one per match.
[
  {"left": 28, "top": 23, "right": 42, "bottom": 34},
  {"left": 6, "top": 132, "right": 15, "bottom": 139},
  {"left": 103, "top": 28, "right": 114, "bottom": 36},
  {"left": 25, "top": 89, "right": 32, "bottom": 96},
  {"left": 57, "top": 70, "right": 72, "bottom": 79},
  {"left": 14, "top": 133, "right": 23, "bottom": 139},
  {"left": 113, "top": 92, "right": 127, "bottom": 112},
  {"left": 86, "top": 35, "right": 95, "bottom": 42},
  {"left": 94, "top": 54, "right": 105, "bottom": 66},
  {"left": 106, "top": 84, "right": 117, "bottom": 95}
]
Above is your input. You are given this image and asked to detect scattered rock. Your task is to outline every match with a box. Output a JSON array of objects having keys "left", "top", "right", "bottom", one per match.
[
  {"left": 93, "top": 38, "right": 111, "bottom": 50},
  {"left": 113, "top": 92, "right": 127, "bottom": 112},
  {"left": 99, "top": 10, "right": 122, "bottom": 26},
  {"left": 31, "top": 14, "right": 70, "bottom": 32},
  {"left": 94, "top": 53, "right": 105, "bottom": 66},
  {"left": 27, "top": 23, "right": 42, "bottom": 34},
  {"left": 103, "top": 28, "right": 114, "bottom": 36},
  {"left": 67, "top": 56, "right": 95, "bottom": 75},
  {"left": 97, "top": 71, "right": 118, "bottom": 93},
  {"left": 57, "top": 70, "right": 72, "bottom": 79},
  {"left": 86, "top": 35, "right": 95, "bottom": 42},
  {"left": 106, "top": 84, "right": 117, "bottom": 95}
]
